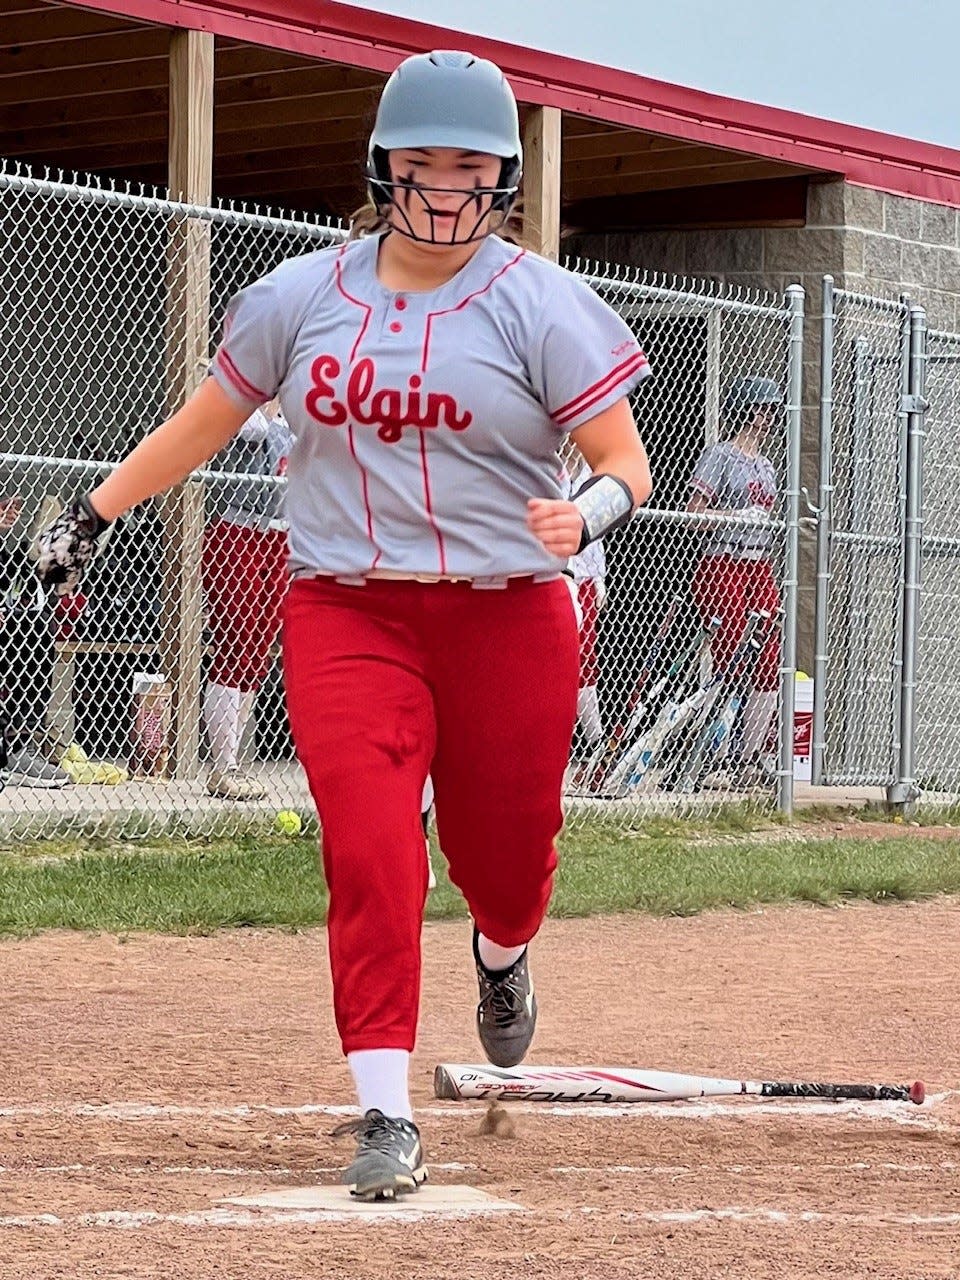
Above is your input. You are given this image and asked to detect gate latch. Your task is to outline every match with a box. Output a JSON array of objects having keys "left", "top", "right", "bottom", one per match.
[{"left": 901, "top": 394, "right": 930, "bottom": 413}]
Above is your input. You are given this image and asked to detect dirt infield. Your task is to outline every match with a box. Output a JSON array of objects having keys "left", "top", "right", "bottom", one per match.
[{"left": 2, "top": 901, "right": 959, "bottom": 1279}]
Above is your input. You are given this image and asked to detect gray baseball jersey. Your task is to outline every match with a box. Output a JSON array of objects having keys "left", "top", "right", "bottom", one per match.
[
  {"left": 689, "top": 441, "right": 776, "bottom": 558},
  {"left": 210, "top": 234, "right": 651, "bottom": 579},
  {"left": 207, "top": 409, "right": 294, "bottom": 532}
]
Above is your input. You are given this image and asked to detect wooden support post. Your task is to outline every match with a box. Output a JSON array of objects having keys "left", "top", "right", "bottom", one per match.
[
  {"left": 162, "top": 28, "right": 213, "bottom": 780},
  {"left": 522, "top": 106, "right": 562, "bottom": 260}
]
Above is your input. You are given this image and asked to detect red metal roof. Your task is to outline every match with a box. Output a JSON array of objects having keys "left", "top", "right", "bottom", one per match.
[{"left": 67, "top": 0, "right": 960, "bottom": 205}]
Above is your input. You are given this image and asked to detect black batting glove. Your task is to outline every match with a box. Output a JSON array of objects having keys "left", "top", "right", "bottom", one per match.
[{"left": 35, "top": 494, "right": 111, "bottom": 596}]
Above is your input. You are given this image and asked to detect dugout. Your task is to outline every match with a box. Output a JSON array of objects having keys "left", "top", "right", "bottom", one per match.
[{"left": 4, "top": 0, "right": 960, "bottom": 768}]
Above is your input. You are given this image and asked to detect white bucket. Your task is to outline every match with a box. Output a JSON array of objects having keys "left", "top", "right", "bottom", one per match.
[{"left": 794, "top": 676, "right": 814, "bottom": 781}]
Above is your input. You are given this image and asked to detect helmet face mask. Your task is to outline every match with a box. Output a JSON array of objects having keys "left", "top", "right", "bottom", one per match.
[
  {"left": 368, "top": 146, "right": 520, "bottom": 245},
  {"left": 366, "top": 51, "right": 523, "bottom": 246}
]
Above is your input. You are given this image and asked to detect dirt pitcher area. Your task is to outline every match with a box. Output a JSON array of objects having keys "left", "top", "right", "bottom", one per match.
[{"left": 2, "top": 900, "right": 960, "bottom": 1279}]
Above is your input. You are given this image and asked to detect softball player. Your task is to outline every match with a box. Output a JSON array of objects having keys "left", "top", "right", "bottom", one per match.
[
  {"left": 36, "top": 50, "right": 652, "bottom": 1200},
  {"left": 203, "top": 405, "right": 293, "bottom": 800},
  {"left": 686, "top": 376, "right": 782, "bottom": 786}
]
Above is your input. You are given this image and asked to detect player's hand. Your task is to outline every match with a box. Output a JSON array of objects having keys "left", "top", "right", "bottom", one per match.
[
  {"left": 594, "top": 577, "right": 607, "bottom": 611},
  {"left": 0, "top": 497, "right": 23, "bottom": 530},
  {"left": 527, "top": 498, "right": 584, "bottom": 557},
  {"left": 742, "top": 504, "right": 772, "bottom": 523},
  {"left": 35, "top": 495, "right": 111, "bottom": 596}
]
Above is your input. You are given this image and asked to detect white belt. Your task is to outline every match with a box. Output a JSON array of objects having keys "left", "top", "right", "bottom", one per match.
[{"left": 298, "top": 568, "right": 560, "bottom": 590}]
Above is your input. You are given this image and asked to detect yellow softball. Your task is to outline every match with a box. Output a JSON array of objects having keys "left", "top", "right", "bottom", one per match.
[{"left": 275, "top": 809, "right": 303, "bottom": 835}]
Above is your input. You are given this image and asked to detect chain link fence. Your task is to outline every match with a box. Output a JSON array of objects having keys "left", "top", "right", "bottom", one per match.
[
  {"left": 0, "top": 163, "right": 807, "bottom": 839},
  {"left": 915, "top": 327, "right": 960, "bottom": 794}
]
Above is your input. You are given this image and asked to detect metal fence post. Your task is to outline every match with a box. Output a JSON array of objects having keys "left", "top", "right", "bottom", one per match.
[
  {"left": 886, "top": 305, "right": 927, "bottom": 812},
  {"left": 778, "top": 284, "right": 805, "bottom": 816},
  {"left": 811, "top": 276, "right": 834, "bottom": 785}
]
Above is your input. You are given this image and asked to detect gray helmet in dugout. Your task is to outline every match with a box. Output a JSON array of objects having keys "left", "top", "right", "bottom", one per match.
[
  {"left": 366, "top": 50, "right": 523, "bottom": 240},
  {"left": 723, "top": 375, "right": 783, "bottom": 416}
]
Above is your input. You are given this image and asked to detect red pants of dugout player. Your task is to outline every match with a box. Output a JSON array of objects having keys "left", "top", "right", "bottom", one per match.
[
  {"left": 202, "top": 519, "right": 289, "bottom": 692},
  {"left": 282, "top": 575, "right": 580, "bottom": 1054},
  {"left": 690, "top": 554, "right": 781, "bottom": 693}
]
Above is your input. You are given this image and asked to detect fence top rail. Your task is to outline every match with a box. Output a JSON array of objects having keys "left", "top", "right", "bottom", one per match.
[
  {"left": 567, "top": 257, "right": 790, "bottom": 319},
  {"left": 927, "top": 327, "right": 960, "bottom": 344},
  {"left": 0, "top": 161, "right": 350, "bottom": 243},
  {"left": 834, "top": 286, "right": 909, "bottom": 315}
]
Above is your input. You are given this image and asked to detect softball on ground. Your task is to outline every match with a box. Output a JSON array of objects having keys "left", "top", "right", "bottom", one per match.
[{"left": 275, "top": 809, "right": 303, "bottom": 835}]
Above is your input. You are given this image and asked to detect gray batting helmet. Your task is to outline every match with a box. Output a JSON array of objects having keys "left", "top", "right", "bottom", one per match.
[
  {"left": 723, "top": 376, "right": 783, "bottom": 415},
  {"left": 366, "top": 51, "right": 523, "bottom": 236}
]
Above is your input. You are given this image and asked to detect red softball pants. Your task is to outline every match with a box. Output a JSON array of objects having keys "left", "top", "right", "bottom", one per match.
[
  {"left": 690, "top": 554, "right": 781, "bottom": 693},
  {"left": 202, "top": 519, "right": 289, "bottom": 692},
  {"left": 576, "top": 579, "right": 601, "bottom": 689},
  {"left": 281, "top": 575, "right": 580, "bottom": 1054}
]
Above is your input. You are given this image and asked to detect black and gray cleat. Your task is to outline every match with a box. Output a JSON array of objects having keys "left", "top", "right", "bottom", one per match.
[
  {"left": 331, "top": 1109, "right": 427, "bottom": 1201},
  {"left": 473, "top": 928, "right": 538, "bottom": 1067}
]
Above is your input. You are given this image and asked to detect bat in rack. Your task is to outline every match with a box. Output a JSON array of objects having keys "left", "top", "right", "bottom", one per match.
[
  {"left": 434, "top": 1063, "right": 925, "bottom": 1106},
  {"left": 671, "top": 607, "right": 782, "bottom": 795},
  {"left": 606, "top": 611, "right": 756, "bottom": 797},
  {"left": 577, "top": 595, "right": 682, "bottom": 793}
]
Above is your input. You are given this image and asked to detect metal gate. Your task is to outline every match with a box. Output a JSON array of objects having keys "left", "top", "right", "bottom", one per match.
[{"left": 812, "top": 278, "right": 927, "bottom": 802}]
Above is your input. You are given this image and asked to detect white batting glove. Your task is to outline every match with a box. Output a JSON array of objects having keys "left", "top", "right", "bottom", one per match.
[{"left": 594, "top": 577, "right": 607, "bottom": 611}]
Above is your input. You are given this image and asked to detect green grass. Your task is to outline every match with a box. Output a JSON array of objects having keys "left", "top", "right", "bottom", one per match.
[{"left": 0, "top": 818, "right": 957, "bottom": 936}]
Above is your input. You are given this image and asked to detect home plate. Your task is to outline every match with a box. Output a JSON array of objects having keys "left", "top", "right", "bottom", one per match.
[{"left": 222, "top": 1184, "right": 521, "bottom": 1217}]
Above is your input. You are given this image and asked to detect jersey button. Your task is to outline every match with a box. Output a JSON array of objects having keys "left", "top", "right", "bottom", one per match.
[
  {"left": 395, "top": 297, "right": 407, "bottom": 311},
  {"left": 389, "top": 321, "right": 403, "bottom": 333}
]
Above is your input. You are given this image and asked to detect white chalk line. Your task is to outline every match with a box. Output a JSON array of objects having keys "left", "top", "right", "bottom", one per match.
[
  {"left": 0, "top": 1204, "right": 521, "bottom": 1230},
  {"left": 0, "top": 1096, "right": 950, "bottom": 1127},
  {"left": 0, "top": 1161, "right": 475, "bottom": 1178},
  {"left": 1, "top": 1205, "right": 958, "bottom": 1231},
  {"left": 551, "top": 1159, "right": 959, "bottom": 1176},
  {"left": 0, "top": 1157, "right": 951, "bottom": 1180}
]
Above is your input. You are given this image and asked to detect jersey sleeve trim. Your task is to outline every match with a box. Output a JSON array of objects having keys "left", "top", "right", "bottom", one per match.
[
  {"left": 215, "top": 346, "right": 270, "bottom": 405},
  {"left": 551, "top": 350, "right": 651, "bottom": 427}
]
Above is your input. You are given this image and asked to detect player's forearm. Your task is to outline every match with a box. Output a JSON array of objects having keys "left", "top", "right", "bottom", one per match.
[
  {"left": 590, "top": 450, "right": 652, "bottom": 508},
  {"left": 91, "top": 381, "right": 251, "bottom": 521}
]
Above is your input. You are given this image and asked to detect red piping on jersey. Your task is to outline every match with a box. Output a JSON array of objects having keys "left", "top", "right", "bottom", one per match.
[
  {"left": 334, "top": 246, "right": 374, "bottom": 363},
  {"left": 551, "top": 352, "right": 651, "bottom": 427},
  {"left": 418, "top": 431, "right": 447, "bottom": 574},
  {"left": 690, "top": 477, "right": 717, "bottom": 500},
  {"left": 346, "top": 424, "right": 383, "bottom": 571},
  {"left": 420, "top": 249, "right": 527, "bottom": 373},
  {"left": 334, "top": 243, "right": 380, "bottom": 568},
  {"left": 216, "top": 348, "right": 269, "bottom": 404}
]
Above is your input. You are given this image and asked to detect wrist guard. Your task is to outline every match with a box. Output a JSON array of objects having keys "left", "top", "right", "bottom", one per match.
[
  {"left": 573, "top": 473, "right": 634, "bottom": 552},
  {"left": 75, "top": 493, "right": 112, "bottom": 538}
]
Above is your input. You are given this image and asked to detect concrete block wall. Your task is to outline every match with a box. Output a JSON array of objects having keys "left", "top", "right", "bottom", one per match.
[{"left": 564, "top": 181, "right": 960, "bottom": 670}]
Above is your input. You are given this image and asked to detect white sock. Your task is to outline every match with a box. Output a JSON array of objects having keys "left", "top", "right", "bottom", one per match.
[
  {"left": 203, "top": 682, "right": 243, "bottom": 772},
  {"left": 744, "top": 690, "right": 778, "bottom": 760},
  {"left": 477, "top": 934, "right": 526, "bottom": 973},
  {"left": 236, "top": 689, "right": 256, "bottom": 765},
  {"left": 576, "top": 685, "right": 603, "bottom": 744},
  {"left": 347, "top": 1049, "right": 412, "bottom": 1120}
]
